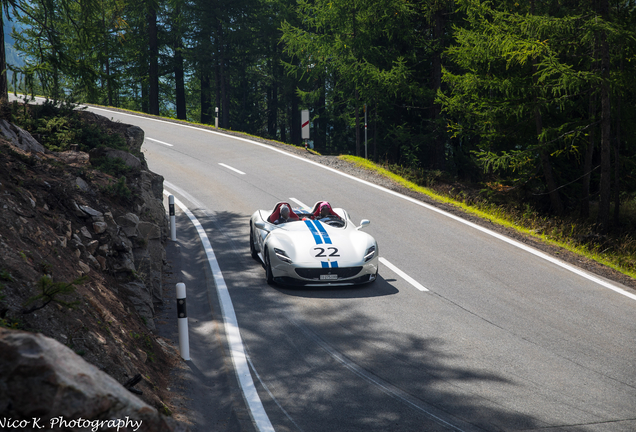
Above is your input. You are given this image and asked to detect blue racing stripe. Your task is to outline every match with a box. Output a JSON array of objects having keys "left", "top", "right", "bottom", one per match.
[
  {"left": 330, "top": 261, "right": 338, "bottom": 268},
  {"left": 312, "top": 220, "right": 332, "bottom": 244},
  {"left": 304, "top": 220, "right": 323, "bottom": 244},
  {"left": 321, "top": 261, "right": 329, "bottom": 268}
]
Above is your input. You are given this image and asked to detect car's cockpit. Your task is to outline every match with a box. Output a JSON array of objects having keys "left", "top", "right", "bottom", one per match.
[{"left": 266, "top": 201, "right": 346, "bottom": 228}]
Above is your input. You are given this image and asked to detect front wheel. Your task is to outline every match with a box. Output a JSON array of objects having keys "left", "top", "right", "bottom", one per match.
[
  {"left": 264, "top": 248, "right": 274, "bottom": 285},
  {"left": 249, "top": 224, "right": 259, "bottom": 260}
]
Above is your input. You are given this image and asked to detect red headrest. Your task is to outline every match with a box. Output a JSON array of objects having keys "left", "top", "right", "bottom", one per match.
[
  {"left": 312, "top": 201, "right": 339, "bottom": 218},
  {"left": 267, "top": 202, "right": 299, "bottom": 223}
]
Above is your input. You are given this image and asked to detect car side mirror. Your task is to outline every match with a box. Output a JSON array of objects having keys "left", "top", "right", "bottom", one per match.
[
  {"left": 357, "top": 219, "right": 370, "bottom": 230},
  {"left": 255, "top": 221, "right": 267, "bottom": 230}
]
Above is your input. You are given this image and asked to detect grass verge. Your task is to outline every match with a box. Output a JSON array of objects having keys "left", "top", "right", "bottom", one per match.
[{"left": 340, "top": 155, "right": 636, "bottom": 282}]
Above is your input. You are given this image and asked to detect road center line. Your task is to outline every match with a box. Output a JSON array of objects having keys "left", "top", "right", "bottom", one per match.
[
  {"left": 145, "top": 137, "right": 174, "bottom": 147},
  {"left": 379, "top": 257, "right": 429, "bottom": 292},
  {"left": 90, "top": 105, "right": 636, "bottom": 301},
  {"left": 289, "top": 197, "right": 310, "bottom": 210},
  {"left": 219, "top": 163, "right": 246, "bottom": 175},
  {"left": 163, "top": 189, "right": 274, "bottom": 432}
]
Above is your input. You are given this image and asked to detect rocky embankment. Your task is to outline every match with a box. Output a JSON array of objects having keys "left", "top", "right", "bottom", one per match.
[{"left": 0, "top": 110, "right": 185, "bottom": 430}]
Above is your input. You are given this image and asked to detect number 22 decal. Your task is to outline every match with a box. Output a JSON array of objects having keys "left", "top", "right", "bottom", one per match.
[{"left": 314, "top": 247, "right": 339, "bottom": 257}]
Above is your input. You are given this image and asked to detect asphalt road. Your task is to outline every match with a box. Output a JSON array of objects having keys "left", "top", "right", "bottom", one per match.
[{"left": 88, "top": 106, "right": 636, "bottom": 432}]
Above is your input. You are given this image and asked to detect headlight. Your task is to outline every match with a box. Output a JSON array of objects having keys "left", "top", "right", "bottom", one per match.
[
  {"left": 364, "top": 245, "right": 376, "bottom": 262},
  {"left": 274, "top": 248, "right": 292, "bottom": 264}
]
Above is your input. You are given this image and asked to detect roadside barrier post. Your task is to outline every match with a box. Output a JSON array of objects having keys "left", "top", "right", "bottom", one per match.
[
  {"left": 176, "top": 283, "right": 191, "bottom": 361},
  {"left": 169, "top": 195, "right": 176, "bottom": 241}
]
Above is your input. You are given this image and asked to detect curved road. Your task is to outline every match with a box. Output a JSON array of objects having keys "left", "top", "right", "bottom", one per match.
[{"left": 91, "top": 107, "right": 636, "bottom": 432}]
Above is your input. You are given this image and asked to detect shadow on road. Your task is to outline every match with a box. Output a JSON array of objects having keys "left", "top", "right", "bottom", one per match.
[
  {"left": 177, "top": 207, "right": 544, "bottom": 432},
  {"left": 272, "top": 274, "right": 399, "bottom": 299}
]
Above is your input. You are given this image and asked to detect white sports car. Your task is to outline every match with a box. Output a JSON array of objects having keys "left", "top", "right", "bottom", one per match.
[{"left": 249, "top": 201, "right": 379, "bottom": 286}]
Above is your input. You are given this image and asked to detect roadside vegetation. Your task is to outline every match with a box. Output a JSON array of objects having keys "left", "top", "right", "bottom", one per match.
[
  {"left": 6, "top": 100, "right": 127, "bottom": 154},
  {"left": 342, "top": 155, "right": 636, "bottom": 281},
  {"left": 3, "top": 0, "right": 635, "bottom": 285}
]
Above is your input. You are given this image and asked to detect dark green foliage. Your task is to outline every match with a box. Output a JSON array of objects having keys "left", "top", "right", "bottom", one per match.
[
  {"left": 22, "top": 275, "right": 88, "bottom": 314},
  {"left": 91, "top": 156, "right": 131, "bottom": 178},
  {"left": 0, "top": 315, "right": 25, "bottom": 330},
  {"left": 5, "top": 0, "right": 636, "bottom": 234},
  {"left": 9, "top": 102, "right": 127, "bottom": 153},
  {"left": 102, "top": 176, "right": 132, "bottom": 202},
  {"left": 0, "top": 269, "right": 14, "bottom": 282}
]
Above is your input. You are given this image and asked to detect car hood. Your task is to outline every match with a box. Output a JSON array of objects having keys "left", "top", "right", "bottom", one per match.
[{"left": 267, "top": 219, "right": 373, "bottom": 267}]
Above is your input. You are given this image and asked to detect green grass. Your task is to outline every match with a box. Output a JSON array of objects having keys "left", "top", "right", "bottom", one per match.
[{"left": 340, "top": 155, "right": 636, "bottom": 281}]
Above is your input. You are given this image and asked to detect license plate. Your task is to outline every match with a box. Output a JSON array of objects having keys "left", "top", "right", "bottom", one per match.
[{"left": 320, "top": 274, "right": 338, "bottom": 280}]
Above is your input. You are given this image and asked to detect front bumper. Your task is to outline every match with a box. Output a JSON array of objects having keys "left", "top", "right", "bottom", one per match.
[{"left": 271, "top": 259, "right": 379, "bottom": 287}]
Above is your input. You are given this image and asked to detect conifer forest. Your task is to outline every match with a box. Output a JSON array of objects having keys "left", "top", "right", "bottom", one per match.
[{"left": 3, "top": 0, "right": 636, "bottom": 233}]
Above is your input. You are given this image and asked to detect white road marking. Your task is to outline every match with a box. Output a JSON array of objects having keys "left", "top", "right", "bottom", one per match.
[
  {"left": 219, "top": 163, "right": 245, "bottom": 175},
  {"left": 145, "top": 137, "right": 173, "bottom": 147},
  {"left": 244, "top": 352, "right": 306, "bottom": 432},
  {"left": 89, "top": 105, "right": 636, "bottom": 302},
  {"left": 289, "top": 197, "right": 310, "bottom": 210},
  {"left": 379, "top": 257, "right": 429, "bottom": 292},
  {"left": 163, "top": 188, "right": 274, "bottom": 432}
]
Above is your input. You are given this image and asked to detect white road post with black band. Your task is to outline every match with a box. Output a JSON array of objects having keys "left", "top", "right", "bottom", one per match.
[
  {"left": 176, "top": 282, "right": 191, "bottom": 361},
  {"left": 169, "top": 195, "right": 176, "bottom": 241}
]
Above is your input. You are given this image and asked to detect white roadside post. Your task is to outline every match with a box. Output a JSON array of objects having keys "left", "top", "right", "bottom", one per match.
[
  {"left": 176, "top": 283, "right": 191, "bottom": 361},
  {"left": 169, "top": 195, "right": 176, "bottom": 241},
  {"left": 301, "top": 109, "right": 310, "bottom": 149},
  {"left": 215, "top": 107, "right": 219, "bottom": 128}
]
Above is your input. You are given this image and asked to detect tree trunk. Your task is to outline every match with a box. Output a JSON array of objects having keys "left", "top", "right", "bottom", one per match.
[
  {"left": 0, "top": 15, "right": 8, "bottom": 104},
  {"left": 174, "top": 49, "right": 186, "bottom": 119},
  {"left": 315, "top": 76, "right": 326, "bottom": 153},
  {"left": 219, "top": 21, "right": 229, "bottom": 128},
  {"left": 173, "top": 3, "right": 186, "bottom": 120},
  {"left": 148, "top": 6, "right": 159, "bottom": 115},
  {"left": 431, "top": 4, "right": 445, "bottom": 170},
  {"left": 106, "top": 57, "right": 112, "bottom": 106},
  {"left": 597, "top": 4, "right": 611, "bottom": 232},
  {"left": 280, "top": 101, "right": 287, "bottom": 143},
  {"left": 373, "top": 102, "right": 378, "bottom": 162},
  {"left": 103, "top": 9, "right": 113, "bottom": 107},
  {"left": 267, "top": 58, "right": 278, "bottom": 139},
  {"left": 214, "top": 25, "right": 220, "bottom": 123},
  {"left": 141, "top": 79, "right": 148, "bottom": 113},
  {"left": 200, "top": 71, "right": 211, "bottom": 124},
  {"left": 613, "top": 90, "right": 621, "bottom": 228},
  {"left": 533, "top": 68, "right": 563, "bottom": 214},
  {"left": 581, "top": 88, "right": 597, "bottom": 219},
  {"left": 355, "top": 88, "right": 360, "bottom": 157},
  {"left": 539, "top": 150, "right": 563, "bottom": 215},
  {"left": 535, "top": 102, "right": 563, "bottom": 215},
  {"left": 291, "top": 88, "right": 300, "bottom": 145}
]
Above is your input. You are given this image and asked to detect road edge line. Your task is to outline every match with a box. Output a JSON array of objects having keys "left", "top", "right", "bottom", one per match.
[
  {"left": 379, "top": 257, "right": 429, "bottom": 292},
  {"left": 163, "top": 190, "right": 275, "bottom": 432}
]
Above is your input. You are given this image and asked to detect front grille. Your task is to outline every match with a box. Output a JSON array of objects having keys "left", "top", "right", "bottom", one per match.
[{"left": 295, "top": 267, "right": 363, "bottom": 280}]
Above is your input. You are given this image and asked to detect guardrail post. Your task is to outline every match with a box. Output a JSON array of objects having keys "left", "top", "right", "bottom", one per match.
[
  {"left": 176, "top": 282, "right": 190, "bottom": 361},
  {"left": 169, "top": 195, "right": 176, "bottom": 241}
]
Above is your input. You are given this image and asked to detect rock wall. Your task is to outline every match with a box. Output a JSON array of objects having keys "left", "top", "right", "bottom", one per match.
[
  {"left": 0, "top": 111, "right": 181, "bottom": 425},
  {"left": 0, "top": 328, "right": 186, "bottom": 432},
  {"left": 1, "top": 114, "right": 168, "bottom": 330}
]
